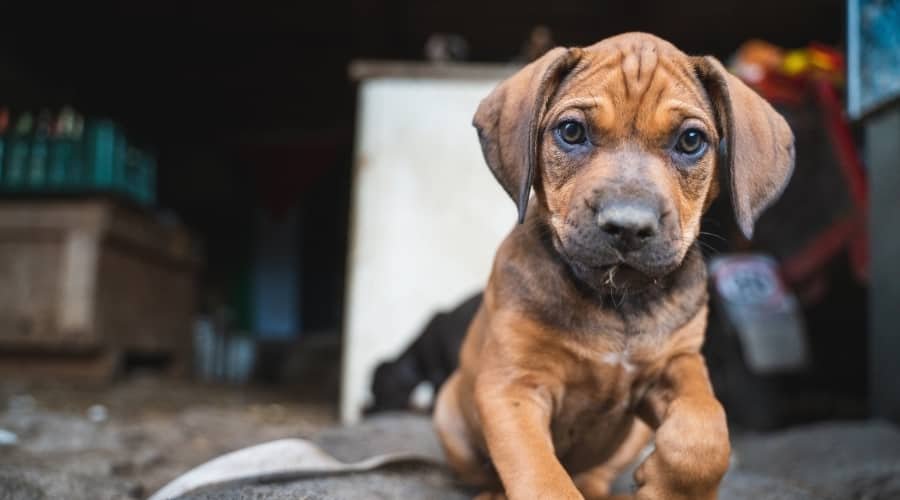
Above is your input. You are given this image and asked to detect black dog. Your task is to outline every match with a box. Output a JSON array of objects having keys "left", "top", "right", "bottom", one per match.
[{"left": 367, "top": 292, "right": 482, "bottom": 414}]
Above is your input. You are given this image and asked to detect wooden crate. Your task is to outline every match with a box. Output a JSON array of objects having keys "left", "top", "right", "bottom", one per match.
[{"left": 0, "top": 198, "right": 198, "bottom": 380}]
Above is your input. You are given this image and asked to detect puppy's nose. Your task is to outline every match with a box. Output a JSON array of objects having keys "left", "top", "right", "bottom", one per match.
[{"left": 596, "top": 202, "right": 659, "bottom": 251}]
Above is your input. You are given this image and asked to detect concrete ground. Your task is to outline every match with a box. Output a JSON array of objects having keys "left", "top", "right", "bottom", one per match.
[
  {"left": 0, "top": 376, "right": 335, "bottom": 499},
  {"left": 1, "top": 378, "right": 899, "bottom": 500}
]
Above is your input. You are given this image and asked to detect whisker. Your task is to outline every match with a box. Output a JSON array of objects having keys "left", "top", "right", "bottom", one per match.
[
  {"left": 698, "top": 231, "right": 727, "bottom": 242},
  {"left": 697, "top": 241, "right": 720, "bottom": 256}
]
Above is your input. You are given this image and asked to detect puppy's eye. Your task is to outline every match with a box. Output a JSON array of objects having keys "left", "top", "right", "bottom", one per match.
[
  {"left": 557, "top": 121, "right": 587, "bottom": 145},
  {"left": 676, "top": 129, "right": 707, "bottom": 155}
]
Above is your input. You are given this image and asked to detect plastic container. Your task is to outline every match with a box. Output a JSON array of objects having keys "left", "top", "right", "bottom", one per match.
[{"left": 710, "top": 254, "right": 809, "bottom": 374}]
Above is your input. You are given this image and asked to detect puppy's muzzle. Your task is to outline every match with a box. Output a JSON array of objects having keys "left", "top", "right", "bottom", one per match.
[{"left": 595, "top": 201, "right": 661, "bottom": 252}]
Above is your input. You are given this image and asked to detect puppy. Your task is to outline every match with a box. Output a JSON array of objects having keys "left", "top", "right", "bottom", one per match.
[{"left": 433, "top": 32, "right": 794, "bottom": 500}]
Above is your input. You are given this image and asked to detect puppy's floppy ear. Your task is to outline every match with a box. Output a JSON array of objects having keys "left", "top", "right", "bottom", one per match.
[
  {"left": 473, "top": 47, "right": 583, "bottom": 223},
  {"left": 694, "top": 56, "right": 795, "bottom": 239}
]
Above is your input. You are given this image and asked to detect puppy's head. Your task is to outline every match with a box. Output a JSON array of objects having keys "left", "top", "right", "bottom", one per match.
[{"left": 475, "top": 33, "right": 794, "bottom": 287}]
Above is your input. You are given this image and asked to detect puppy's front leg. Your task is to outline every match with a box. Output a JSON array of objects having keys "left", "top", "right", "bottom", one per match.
[
  {"left": 475, "top": 373, "right": 582, "bottom": 500},
  {"left": 634, "top": 354, "right": 730, "bottom": 500}
]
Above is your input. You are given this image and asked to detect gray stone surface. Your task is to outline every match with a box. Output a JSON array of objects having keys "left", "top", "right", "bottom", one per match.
[
  {"left": 0, "top": 465, "right": 141, "bottom": 500},
  {"left": 310, "top": 412, "right": 446, "bottom": 464},
  {"left": 174, "top": 416, "right": 900, "bottom": 500},
  {"left": 717, "top": 471, "right": 820, "bottom": 500},
  {"left": 2, "top": 411, "right": 899, "bottom": 500},
  {"left": 182, "top": 465, "right": 471, "bottom": 500},
  {"left": 731, "top": 420, "right": 900, "bottom": 500}
]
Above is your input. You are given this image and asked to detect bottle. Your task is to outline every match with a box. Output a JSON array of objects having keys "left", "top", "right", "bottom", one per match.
[
  {"left": 114, "top": 127, "right": 127, "bottom": 195},
  {"left": 27, "top": 109, "right": 52, "bottom": 188},
  {"left": 139, "top": 150, "right": 157, "bottom": 206},
  {"left": 69, "top": 113, "right": 85, "bottom": 187},
  {"left": 48, "top": 107, "right": 76, "bottom": 188},
  {"left": 85, "top": 119, "right": 117, "bottom": 189},
  {"left": 5, "top": 112, "right": 33, "bottom": 188},
  {"left": 0, "top": 108, "right": 9, "bottom": 182},
  {"left": 125, "top": 146, "right": 140, "bottom": 200}
]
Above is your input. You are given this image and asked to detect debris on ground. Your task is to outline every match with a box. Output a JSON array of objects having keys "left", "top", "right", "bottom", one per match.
[
  {"left": 2, "top": 378, "right": 899, "bottom": 500},
  {"left": 0, "top": 376, "right": 335, "bottom": 499}
]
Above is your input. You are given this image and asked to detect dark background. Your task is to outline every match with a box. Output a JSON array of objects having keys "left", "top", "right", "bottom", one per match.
[{"left": 0, "top": 0, "right": 846, "bottom": 334}]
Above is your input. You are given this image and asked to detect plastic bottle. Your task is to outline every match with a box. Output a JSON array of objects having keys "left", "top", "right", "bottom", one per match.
[
  {"left": 141, "top": 151, "right": 157, "bottom": 205},
  {"left": 48, "top": 107, "right": 76, "bottom": 188},
  {"left": 69, "top": 113, "right": 85, "bottom": 186},
  {"left": 85, "top": 119, "right": 118, "bottom": 189},
  {"left": 28, "top": 109, "right": 52, "bottom": 188},
  {"left": 0, "top": 108, "right": 9, "bottom": 182},
  {"left": 5, "top": 112, "right": 33, "bottom": 188}
]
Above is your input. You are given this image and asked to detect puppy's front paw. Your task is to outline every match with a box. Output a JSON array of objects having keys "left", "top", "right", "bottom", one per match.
[{"left": 632, "top": 431, "right": 728, "bottom": 499}]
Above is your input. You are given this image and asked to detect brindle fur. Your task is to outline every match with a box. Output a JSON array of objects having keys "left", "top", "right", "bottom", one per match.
[{"left": 434, "top": 33, "right": 794, "bottom": 500}]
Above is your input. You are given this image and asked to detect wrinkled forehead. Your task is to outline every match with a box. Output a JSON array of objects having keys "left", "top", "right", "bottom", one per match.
[{"left": 549, "top": 37, "right": 716, "bottom": 135}]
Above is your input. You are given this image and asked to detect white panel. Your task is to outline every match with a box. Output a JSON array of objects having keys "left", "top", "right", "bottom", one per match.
[{"left": 341, "top": 77, "right": 512, "bottom": 423}]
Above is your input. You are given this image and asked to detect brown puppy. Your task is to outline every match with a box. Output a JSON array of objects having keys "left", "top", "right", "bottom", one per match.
[{"left": 433, "top": 33, "right": 794, "bottom": 500}]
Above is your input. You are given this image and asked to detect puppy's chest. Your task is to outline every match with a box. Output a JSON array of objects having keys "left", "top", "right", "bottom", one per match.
[{"left": 549, "top": 341, "right": 668, "bottom": 451}]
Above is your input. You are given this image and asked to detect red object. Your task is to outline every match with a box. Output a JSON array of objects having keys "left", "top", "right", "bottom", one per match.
[
  {"left": 0, "top": 107, "right": 9, "bottom": 134},
  {"left": 780, "top": 216, "right": 863, "bottom": 284},
  {"left": 736, "top": 42, "right": 869, "bottom": 285},
  {"left": 240, "top": 138, "right": 340, "bottom": 219},
  {"left": 779, "top": 80, "right": 868, "bottom": 284}
]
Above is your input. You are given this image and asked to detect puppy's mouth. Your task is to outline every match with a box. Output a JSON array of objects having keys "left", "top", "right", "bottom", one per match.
[
  {"left": 549, "top": 227, "right": 683, "bottom": 291},
  {"left": 594, "top": 257, "right": 680, "bottom": 279},
  {"left": 580, "top": 261, "right": 663, "bottom": 286},
  {"left": 560, "top": 246, "right": 681, "bottom": 292}
]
